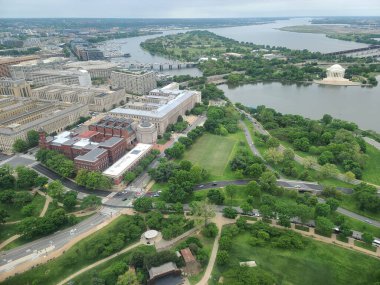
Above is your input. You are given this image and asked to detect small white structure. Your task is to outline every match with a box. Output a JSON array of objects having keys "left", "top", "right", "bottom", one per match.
[
  {"left": 142, "top": 229, "right": 162, "bottom": 245},
  {"left": 315, "top": 64, "right": 360, "bottom": 86},
  {"left": 240, "top": 261, "right": 257, "bottom": 267}
]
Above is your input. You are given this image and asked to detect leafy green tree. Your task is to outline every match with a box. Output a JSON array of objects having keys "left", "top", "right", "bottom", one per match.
[
  {"left": 264, "top": 148, "right": 283, "bottom": 165},
  {"left": 116, "top": 270, "right": 140, "bottom": 285},
  {"left": 21, "top": 204, "right": 35, "bottom": 217},
  {"left": 315, "top": 216, "right": 334, "bottom": 236},
  {"left": 190, "top": 199, "right": 216, "bottom": 226},
  {"left": 47, "top": 180, "right": 65, "bottom": 199},
  {"left": 320, "top": 163, "right": 339, "bottom": 179},
  {"left": 34, "top": 176, "right": 49, "bottom": 188},
  {"left": 240, "top": 202, "right": 253, "bottom": 214},
  {"left": 326, "top": 198, "right": 340, "bottom": 212},
  {"left": 0, "top": 165, "right": 15, "bottom": 189},
  {"left": 81, "top": 195, "right": 101, "bottom": 209},
  {"left": 27, "top": 130, "right": 40, "bottom": 148},
  {"left": 12, "top": 139, "right": 28, "bottom": 153},
  {"left": 133, "top": 197, "right": 153, "bottom": 212},
  {"left": 225, "top": 185, "right": 237, "bottom": 205},
  {"left": 293, "top": 137, "right": 310, "bottom": 152},
  {"left": 259, "top": 171, "right": 277, "bottom": 193},
  {"left": 201, "top": 222, "right": 218, "bottom": 238},
  {"left": 63, "top": 191, "right": 78, "bottom": 211},
  {"left": 15, "top": 166, "right": 38, "bottom": 189},
  {"left": 216, "top": 250, "right": 229, "bottom": 265},
  {"left": 362, "top": 232, "right": 374, "bottom": 244},
  {"left": 353, "top": 183, "right": 380, "bottom": 212},
  {"left": 0, "top": 209, "right": 9, "bottom": 223},
  {"left": 206, "top": 189, "right": 225, "bottom": 205},
  {"left": 124, "top": 172, "right": 136, "bottom": 183},
  {"left": 315, "top": 203, "right": 331, "bottom": 217},
  {"left": 12, "top": 191, "right": 33, "bottom": 206},
  {"left": 223, "top": 207, "right": 238, "bottom": 219}
]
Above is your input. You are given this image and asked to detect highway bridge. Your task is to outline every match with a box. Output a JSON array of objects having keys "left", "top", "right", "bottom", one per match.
[{"left": 325, "top": 45, "right": 380, "bottom": 58}]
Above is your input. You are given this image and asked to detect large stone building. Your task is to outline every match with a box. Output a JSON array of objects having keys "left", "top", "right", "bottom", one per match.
[
  {"left": 0, "top": 55, "right": 40, "bottom": 77},
  {"left": 8, "top": 57, "right": 68, "bottom": 80},
  {"left": 40, "top": 130, "right": 127, "bottom": 172},
  {"left": 103, "top": 143, "right": 153, "bottom": 184},
  {"left": 109, "top": 83, "right": 201, "bottom": 135},
  {"left": 28, "top": 69, "right": 92, "bottom": 87},
  {"left": 0, "top": 78, "right": 32, "bottom": 97},
  {"left": 31, "top": 84, "right": 126, "bottom": 111},
  {"left": 88, "top": 116, "right": 136, "bottom": 145},
  {"left": 110, "top": 70, "right": 156, "bottom": 95},
  {"left": 63, "top": 60, "right": 118, "bottom": 79},
  {"left": 0, "top": 97, "right": 88, "bottom": 153},
  {"left": 315, "top": 64, "right": 360, "bottom": 86}
]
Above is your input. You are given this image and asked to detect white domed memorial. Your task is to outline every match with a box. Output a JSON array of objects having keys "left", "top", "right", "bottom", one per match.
[{"left": 315, "top": 64, "right": 360, "bottom": 86}]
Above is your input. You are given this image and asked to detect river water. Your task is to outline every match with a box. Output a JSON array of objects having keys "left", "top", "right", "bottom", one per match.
[
  {"left": 219, "top": 81, "right": 380, "bottom": 132},
  {"left": 101, "top": 18, "right": 377, "bottom": 132}
]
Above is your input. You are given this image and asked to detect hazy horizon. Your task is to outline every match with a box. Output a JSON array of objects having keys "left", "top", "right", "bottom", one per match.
[{"left": 0, "top": 0, "right": 379, "bottom": 18}]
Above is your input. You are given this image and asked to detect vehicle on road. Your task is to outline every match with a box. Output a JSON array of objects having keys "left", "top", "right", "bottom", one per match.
[
  {"left": 364, "top": 219, "right": 373, "bottom": 224},
  {"left": 212, "top": 182, "right": 217, "bottom": 186},
  {"left": 372, "top": 239, "right": 380, "bottom": 247},
  {"left": 294, "top": 185, "right": 301, "bottom": 189},
  {"left": 199, "top": 185, "right": 204, "bottom": 188}
]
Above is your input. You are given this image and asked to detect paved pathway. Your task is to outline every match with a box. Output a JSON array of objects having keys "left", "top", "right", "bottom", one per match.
[
  {"left": 364, "top": 137, "right": 380, "bottom": 151},
  {"left": 56, "top": 241, "right": 143, "bottom": 285},
  {"left": 239, "top": 109, "right": 380, "bottom": 190},
  {"left": 196, "top": 214, "right": 232, "bottom": 285},
  {"left": 0, "top": 192, "right": 51, "bottom": 251}
]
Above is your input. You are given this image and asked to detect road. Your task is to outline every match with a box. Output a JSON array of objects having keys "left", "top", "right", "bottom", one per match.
[
  {"left": 0, "top": 115, "right": 208, "bottom": 276},
  {"left": 32, "top": 163, "right": 110, "bottom": 197},
  {"left": 0, "top": 213, "right": 107, "bottom": 273},
  {"left": 237, "top": 109, "right": 380, "bottom": 190},
  {"left": 193, "top": 177, "right": 353, "bottom": 195},
  {"left": 364, "top": 137, "right": 380, "bottom": 151}
]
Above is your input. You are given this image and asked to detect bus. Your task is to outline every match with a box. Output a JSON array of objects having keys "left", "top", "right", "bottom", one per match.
[{"left": 372, "top": 238, "right": 380, "bottom": 247}]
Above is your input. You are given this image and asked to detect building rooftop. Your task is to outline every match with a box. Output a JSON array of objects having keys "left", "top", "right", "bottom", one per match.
[
  {"left": 148, "top": 262, "right": 178, "bottom": 280},
  {"left": 64, "top": 60, "right": 118, "bottom": 70},
  {"left": 75, "top": 147, "right": 107, "bottom": 163},
  {"left": 180, "top": 248, "right": 196, "bottom": 263},
  {"left": 51, "top": 131, "right": 72, "bottom": 144},
  {"left": 103, "top": 143, "right": 152, "bottom": 178},
  {"left": 79, "top": 130, "right": 99, "bottom": 139},
  {"left": 110, "top": 90, "right": 199, "bottom": 119},
  {"left": 98, "top": 137, "right": 124, "bottom": 148}
]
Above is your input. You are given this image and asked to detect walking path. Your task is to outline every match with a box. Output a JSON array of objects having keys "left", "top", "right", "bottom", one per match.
[
  {"left": 56, "top": 241, "right": 143, "bottom": 285},
  {"left": 239, "top": 109, "right": 380, "bottom": 190},
  {"left": 364, "top": 137, "right": 380, "bottom": 151},
  {"left": 0, "top": 191, "right": 51, "bottom": 251},
  {"left": 196, "top": 214, "right": 232, "bottom": 285}
]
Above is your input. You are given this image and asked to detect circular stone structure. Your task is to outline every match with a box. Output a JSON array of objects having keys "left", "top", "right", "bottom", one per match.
[
  {"left": 314, "top": 64, "right": 360, "bottom": 86},
  {"left": 136, "top": 121, "right": 158, "bottom": 144},
  {"left": 144, "top": 230, "right": 158, "bottom": 240}
]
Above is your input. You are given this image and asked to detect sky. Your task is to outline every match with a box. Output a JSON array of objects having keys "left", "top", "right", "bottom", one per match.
[{"left": 0, "top": 0, "right": 379, "bottom": 18}]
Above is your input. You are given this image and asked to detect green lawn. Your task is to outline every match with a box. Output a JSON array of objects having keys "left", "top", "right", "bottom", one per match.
[
  {"left": 70, "top": 246, "right": 155, "bottom": 285},
  {"left": 210, "top": 231, "right": 380, "bottom": 285},
  {"left": 340, "top": 194, "right": 380, "bottom": 222},
  {"left": 362, "top": 144, "right": 380, "bottom": 185},
  {"left": 183, "top": 132, "right": 247, "bottom": 181},
  {"left": 0, "top": 223, "right": 19, "bottom": 244},
  {"left": 2, "top": 215, "right": 143, "bottom": 285},
  {"left": 0, "top": 193, "right": 46, "bottom": 222}
]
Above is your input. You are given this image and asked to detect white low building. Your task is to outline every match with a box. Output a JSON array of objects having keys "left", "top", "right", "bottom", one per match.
[
  {"left": 103, "top": 143, "right": 153, "bottom": 184},
  {"left": 315, "top": 64, "right": 360, "bottom": 86}
]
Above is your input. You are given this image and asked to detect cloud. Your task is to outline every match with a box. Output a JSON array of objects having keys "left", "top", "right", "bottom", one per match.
[{"left": 0, "top": 0, "right": 379, "bottom": 18}]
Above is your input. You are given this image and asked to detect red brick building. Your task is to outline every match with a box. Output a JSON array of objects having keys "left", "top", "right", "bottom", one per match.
[
  {"left": 39, "top": 129, "right": 127, "bottom": 172},
  {"left": 89, "top": 116, "right": 136, "bottom": 146}
]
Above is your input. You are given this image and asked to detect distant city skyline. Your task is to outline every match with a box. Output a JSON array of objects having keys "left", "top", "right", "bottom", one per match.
[{"left": 0, "top": 0, "right": 379, "bottom": 18}]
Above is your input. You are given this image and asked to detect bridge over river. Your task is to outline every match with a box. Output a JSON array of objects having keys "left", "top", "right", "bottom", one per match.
[{"left": 325, "top": 45, "right": 380, "bottom": 58}]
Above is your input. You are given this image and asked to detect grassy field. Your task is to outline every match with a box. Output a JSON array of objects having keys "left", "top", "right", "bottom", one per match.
[
  {"left": 70, "top": 246, "right": 155, "bottom": 285},
  {"left": 0, "top": 223, "right": 18, "bottom": 244},
  {"left": 183, "top": 131, "right": 248, "bottom": 181},
  {"left": 243, "top": 119, "right": 354, "bottom": 188},
  {"left": 362, "top": 144, "right": 380, "bottom": 186},
  {"left": 210, "top": 231, "right": 380, "bottom": 285},
  {"left": 340, "top": 194, "right": 380, "bottom": 222},
  {"left": 0, "top": 193, "right": 46, "bottom": 222},
  {"left": 2, "top": 215, "right": 142, "bottom": 285}
]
